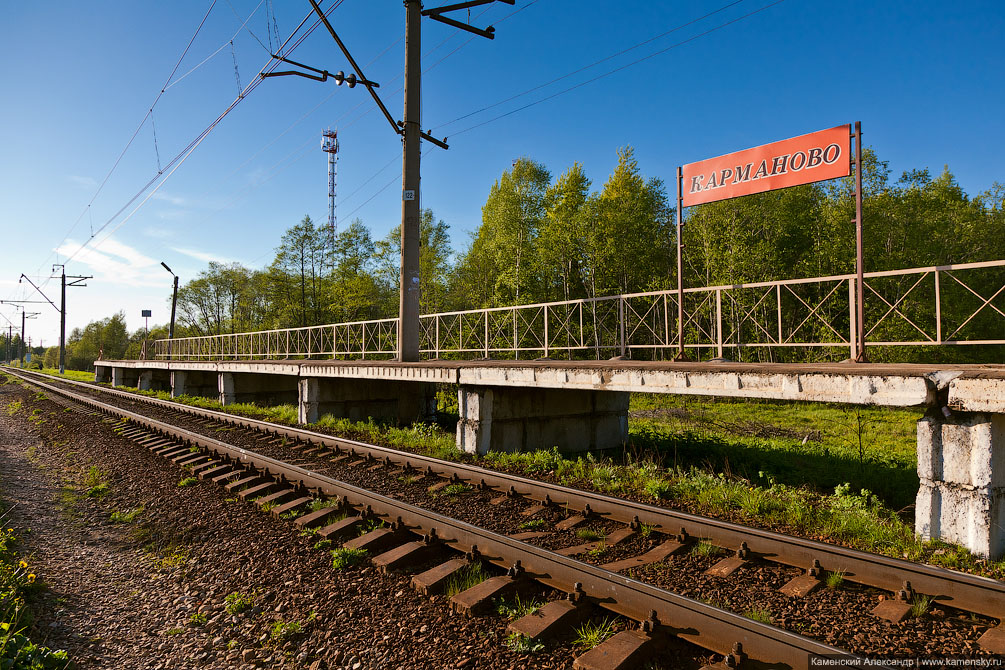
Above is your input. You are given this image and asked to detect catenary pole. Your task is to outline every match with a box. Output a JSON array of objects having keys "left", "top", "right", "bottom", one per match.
[{"left": 399, "top": 0, "right": 422, "bottom": 362}]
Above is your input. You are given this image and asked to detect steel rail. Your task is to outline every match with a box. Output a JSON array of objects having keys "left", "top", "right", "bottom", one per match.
[
  {"left": 10, "top": 368, "right": 1005, "bottom": 620},
  {"left": 9, "top": 368, "right": 852, "bottom": 669}
]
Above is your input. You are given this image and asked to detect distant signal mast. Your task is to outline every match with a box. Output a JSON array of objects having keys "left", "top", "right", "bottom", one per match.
[{"left": 321, "top": 128, "right": 339, "bottom": 251}]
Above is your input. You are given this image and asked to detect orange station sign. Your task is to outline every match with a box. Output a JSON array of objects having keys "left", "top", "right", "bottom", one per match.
[{"left": 681, "top": 125, "right": 851, "bottom": 207}]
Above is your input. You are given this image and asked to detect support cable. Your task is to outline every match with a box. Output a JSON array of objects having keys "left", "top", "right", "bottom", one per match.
[
  {"left": 434, "top": 0, "right": 745, "bottom": 131},
  {"left": 448, "top": 0, "right": 786, "bottom": 139}
]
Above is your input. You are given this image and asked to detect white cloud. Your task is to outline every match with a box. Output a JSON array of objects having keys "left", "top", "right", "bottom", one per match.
[
  {"left": 68, "top": 175, "right": 97, "bottom": 188},
  {"left": 54, "top": 237, "right": 164, "bottom": 288},
  {"left": 143, "top": 226, "right": 175, "bottom": 240},
  {"left": 152, "top": 191, "right": 188, "bottom": 207},
  {"left": 170, "top": 246, "right": 239, "bottom": 265}
]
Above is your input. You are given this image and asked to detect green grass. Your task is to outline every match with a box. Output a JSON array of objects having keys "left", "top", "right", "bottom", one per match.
[
  {"left": 224, "top": 591, "right": 254, "bottom": 615},
  {"left": 442, "top": 483, "right": 472, "bottom": 496},
  {"left": 83, "top": 466, "right": 110, "bottom": 497},
  {"left": 38, "top": 368, "right": 96, "bottom": 382},
  {"left": 910, "top": 594, "right": 933, "bottom": 618},
  {"left": 109, "top": 507, "right": 144, "bottom": 524},
  {"left": 444, "top": 562, "right": 488, "bottom": 597},
  {"left": 330, "top": 547, "right": 368, "bottom": 571},
  {"left": 690, "top": 541, "right": 723, "bottom": 558},
  {"left": 575, "top": 528, "right": 604, "bottom": 542},
  {"left": 743, "top": 607, "right": 772, "bottom": 624},
  {"left": 573, "top": 618, "right": 617, "bottom": 650},
  {"left": 270, "top": 617, "right": 311, "bottom": 643},
  {"left": 505, "top": 632, "right": 545, "bottom": 654},
  {"left": 495, "top": 594, "right": 544, "bottom": 620},
  {"left": 826, "top": 571, "right": 845, "bottom": 589},
  {"left": 176, "top": 477, "right": 198, "bottom": 487},
  {"left": 188, "top": 612, "right": 207, "bottom": 626},
  {"left": 518, "top": 519, "right": 546, "bottom": 531},
  {"left": 0, "top": 526, "right": 70, "bottom": 668},
  {"left": 629, "top": 394, "right": 917, "bottom": 509}
]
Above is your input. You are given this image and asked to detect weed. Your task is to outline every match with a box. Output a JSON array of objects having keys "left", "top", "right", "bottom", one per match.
[
  {"left": 83, "top": 466, "right": 110, "bottom": 497},
  {"left": 260, "top": 502, "right": 278, "bottom": 513},
  {"left": 495, "top": 594, "right": 544, "bottom": 620},
  {"left": 573, "top": 618, "right": 617, "bottom": 650},
  {"left": 910, "top": 595, "right": 933, "bottom": 618},
  {"left": 638, "top": 523, "right": 657, "bottom": 538},
  {"left": 330, "top": 547, "right": 368, "bottom": 571},
  {"left": 110, "top": 507, "right": 144, "bottom": 524},
  {"left": 313, "top": 539, "right": 333, "bottom": 551},
  {"left": 164, "top": 628, "right": 183, "bottom": 636},
  {"left": 575, "top": 528, "right": 603, "bottom": 542},
  {"left": 825, "top": 571, "right": 845, "bottom": 589},
  {"left": 691, "top": 541, "right": 723, "bottom": 558},
  {"left": 279, "top": 510, "right": 302, "bottom": 521},
  {"left": 505, "top": 632, "right": 545, "bottom": 654},
  {"left": 177, "top": 477, "right": 198, "bottom": 488},
  {"left": 518, "top": 519, "right": 546, "bottom": 531},
  {"left": 188, "top": 612, "right": 207, "bottom": 626},
  {"left": 586, "top": 542, "right": 608, "bottom": 559},
  {"left": 356, "top": 518, "right": 386, "bottom": 536},
  {"left": 442, "top": 483, "right": 472, "bottom": 496},
  {"left": 307, "top": 498, "right": 330, "bottom": 513},
  {"left": 5, "top": 400, "right": 22, "bottom": 416},
  {"left": 444, "top": 562, "right": 488, "bottom": 597},
  {"left": 270, "top": 620, "right": 302, "bottom": 643},
  {"left": 398, "top": 474, "right": 421, "bottom": 484},
  {"left": 744, "top": 607, "right": 772, "bottom": 624},
  {"left": 224, "top": 592, "right": 254, "bottom": 615}
]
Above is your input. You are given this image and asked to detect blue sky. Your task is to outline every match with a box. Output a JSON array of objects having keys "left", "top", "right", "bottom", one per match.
[{"left": 1, "top": 0, "right": 1003, "bottom": 347}]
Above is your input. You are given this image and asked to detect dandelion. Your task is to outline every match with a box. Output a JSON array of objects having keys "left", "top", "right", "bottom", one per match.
[
  {"left": 18, "top": 561, "right": 27, "bottom": 569},
  {"left": 27, "top": 574, "right": 36, "bottom": 584},
  {"left": 6, "top": 528, "right": 12, "bottom": 533}
]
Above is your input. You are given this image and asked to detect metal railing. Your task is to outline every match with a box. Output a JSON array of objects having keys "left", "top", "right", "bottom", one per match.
[{"left": 154, "top": 259, "right": 1005, "bottom": 361}]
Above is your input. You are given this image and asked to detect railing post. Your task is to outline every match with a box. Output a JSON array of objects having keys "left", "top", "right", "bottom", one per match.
[
  {"left": 715, "top": 288, "right": 723, "bottom": 359},
  {"left": 484, "top": 310, "right": 489, "bottom": 358},
  {"left": 776, "top": 284, "right": 783, "bottom": 345},
  {"left": 848, "top": 277, "right": 857, "bottom": 360},
  {"left": 619, "top": 296, "right": 626, "bottom": 357},
  {"left": 663, "top": 293, "right": 670, "bottom": 352},
  {"left": 513, "top": 310, "right": 518, "bottom": 359},
  {"left": 544, "top": 306, "right": 550, "bottom": 358},
  {"left": 435, "top": 318, "right": 440, "bottom": 359},
  {"left": 935, "top": 269, "right": 942, "bottom": 344}
]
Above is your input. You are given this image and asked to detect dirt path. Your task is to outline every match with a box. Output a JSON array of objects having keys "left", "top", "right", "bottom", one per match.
[{"left": 0, "top": 378, "right": 573, "bottom": 669}]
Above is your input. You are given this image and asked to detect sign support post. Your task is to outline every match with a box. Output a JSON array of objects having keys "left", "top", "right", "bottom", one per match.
[
  {"left": 675, "top": 166, "right": 687, "bottom": 361},
  {"left": 853, "top": 121, "right": 866, "bottom": 362}
]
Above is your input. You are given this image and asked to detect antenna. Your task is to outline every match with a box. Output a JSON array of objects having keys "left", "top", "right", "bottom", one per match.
[{"left": 321, "top": 128, "right": 339, "bottom": 254}]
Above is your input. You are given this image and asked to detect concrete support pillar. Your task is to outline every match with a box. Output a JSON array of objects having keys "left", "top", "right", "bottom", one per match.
[
  {"left": 916, "top": 411, "right": 1005, "bottom": 558},
  {"left": 299, "top": 377, "right": 319, "bottom": 425},
  {"left": 171, "top": 371, "right": 187, "bottom": 398},
  {"left": 219, "top": 372, "right": 236, "bottom": 406},
  {"left": 137, "top": 371, "right": 153, "bottom": 392},
  {"left": 94, "top": 365, "right": 111, "bottom": 384},
  {"left": 456, "top": 386, "right": 629, "bottom": 456},
  {"left": 296, "top": 376, "right": 435, "bottom": 426}
]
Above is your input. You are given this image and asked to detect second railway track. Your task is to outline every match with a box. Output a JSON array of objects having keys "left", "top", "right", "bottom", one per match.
[{"left": 7, "top": 368, "right": 1003, "bottom": 666}]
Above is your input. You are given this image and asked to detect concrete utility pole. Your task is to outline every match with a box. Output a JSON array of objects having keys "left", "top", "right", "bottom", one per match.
[
  {"left": 284, "top": 0, "right": 509, "bottom": 362},
  {"left": 399, "top": 0, "right": 422, "bottom": 362}
]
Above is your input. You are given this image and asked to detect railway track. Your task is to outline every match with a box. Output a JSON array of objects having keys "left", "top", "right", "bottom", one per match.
[{"left": 6, "top": 368, "right": 1003, "bottom": 666}]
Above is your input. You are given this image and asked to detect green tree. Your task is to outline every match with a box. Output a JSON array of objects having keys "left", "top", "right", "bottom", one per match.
[
  {"left": 540, "top": 163, "right": 591, "bottom": 302},
  {"left": 478, "top": 158, "right": 552, "bottom": 303},
  {"left": 374, "top": 209, "right": 452, "bottom": 314}
]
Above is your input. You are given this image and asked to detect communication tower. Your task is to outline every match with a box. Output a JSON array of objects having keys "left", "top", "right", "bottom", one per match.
[{"left": 321, "top": 129, "right": 339, "bottom": 252}]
